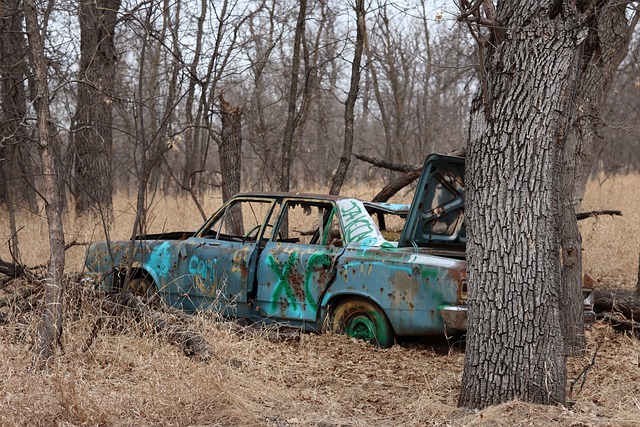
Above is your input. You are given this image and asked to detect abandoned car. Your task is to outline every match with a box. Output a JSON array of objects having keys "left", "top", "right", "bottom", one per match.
[
  {"left": 86, "top": 154, "right": 591, "bottom": 346},
  {"left": 85, "top": 154, "right": 467, "bottom": 346}
]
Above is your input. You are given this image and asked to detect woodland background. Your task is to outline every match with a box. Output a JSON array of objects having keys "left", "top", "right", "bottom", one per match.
[
  {"left": 2, "top": 1, "right": 640, "bottom": 424},
  {"left": 1, "top": 0, "right": 639, "bottom": 215}
]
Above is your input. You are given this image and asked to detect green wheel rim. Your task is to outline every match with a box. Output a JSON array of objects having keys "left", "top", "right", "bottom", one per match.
[
  {"left": 329, "top": 299, "right": 394, "bottom": 347},
  {"left": 345, "top": 315, "right": 376, "bottom": 342}
]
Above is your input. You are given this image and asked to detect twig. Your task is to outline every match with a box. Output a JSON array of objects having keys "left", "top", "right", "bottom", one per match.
[
  {"left": 64, "top": 240, "right": 89, "bottom": 250},
  {"left": 576, "top": 210, "right": 622, "bottom": 220},
  {"left": 568, "top": 338, "right": 601, "bottom": 400}
]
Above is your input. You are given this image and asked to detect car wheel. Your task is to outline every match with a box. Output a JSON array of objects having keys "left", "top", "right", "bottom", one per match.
[
  {"left": 329, "top": 299, "right": 394, "bottom": 348},
  {"left": 123, "top": 276, "right": 159, "bottom": 305}
]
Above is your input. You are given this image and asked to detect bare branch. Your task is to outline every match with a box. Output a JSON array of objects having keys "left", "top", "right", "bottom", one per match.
[
  {"left": 352, "top": 153, "right": 421, "bottom": 173},
  {"left": 576, "top": 210, "right": 622, "bottom": 220}
]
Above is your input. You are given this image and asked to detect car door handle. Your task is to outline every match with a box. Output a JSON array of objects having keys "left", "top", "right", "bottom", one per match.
[{"left": 206, "top": 242, "right": 220, "bottom": 247}]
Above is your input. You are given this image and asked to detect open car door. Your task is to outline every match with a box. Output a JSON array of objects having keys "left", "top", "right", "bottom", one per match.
[{"left": 398, "top": 154, "right": 466, "bottom": 251}]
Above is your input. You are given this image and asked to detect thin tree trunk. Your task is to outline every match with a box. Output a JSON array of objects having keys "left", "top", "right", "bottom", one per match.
[
  {"left": 182, "top": 0, "right": 205, "bottom": 190},
  {"left": 636, "top": 250, "right": 640, "bottom": 298},
  {"left": 1, "top": 0, "right": 38, "bottom": 227},
  {"left": 218, "top": 93, "right": 243, "bottom": 235},
  {"left": 572, "top": 5, "right": 639, "bottom": 204},
  {"left": 279, "top": 0, "right": 307, "bottom": 193},
  {"left": 329, "top": 0, "right": 365, "bottom": 195},
  {"left": 363, "top": 16, "right": 392, "bottom": 172},
  {"left": 24, "top": 0, "right": 66, "bottom": 365}
]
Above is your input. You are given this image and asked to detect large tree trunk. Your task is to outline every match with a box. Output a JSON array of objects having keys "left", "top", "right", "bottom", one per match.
[
  {"left": 24, "top": 0, "right": 66, "bottom": 365},
  {"left": 71, "top": 0, "right": 120, "bottom": 216},
  {"left": 459, "top": 2, "right": 592, "bottom": 408}
]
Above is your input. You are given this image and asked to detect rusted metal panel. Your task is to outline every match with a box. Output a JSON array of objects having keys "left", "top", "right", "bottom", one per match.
[{"left": 322, "top": 247, "right": 464, "bottom": 336}]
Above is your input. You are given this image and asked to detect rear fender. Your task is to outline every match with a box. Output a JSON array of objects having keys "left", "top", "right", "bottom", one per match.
[{"left": 112, "top": 263, "right": 158, "bottom": 292}]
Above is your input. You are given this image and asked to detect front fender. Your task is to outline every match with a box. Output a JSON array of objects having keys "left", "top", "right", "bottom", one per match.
[{"left": 321, "top": 247, "right": 464, "bottom": 337}]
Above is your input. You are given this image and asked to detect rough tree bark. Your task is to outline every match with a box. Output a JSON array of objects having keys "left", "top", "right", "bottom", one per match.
[
  {"left": 24, "top": 0, "right": 66, "bottom": 365},
  {"left": 1, "top": 0, "right": 40, "bottom": 262},
  {"left": 559, "top": 1, "right": 638, "bottom": 355},
  {"left": 219, "top": 92, "right": 243, "bottom": 235},
  {"left": 330, "top": 0, "right": 365, "bottom": 195},
  {"left": 71, "top": 0, "right": 121, "bottom": 216},
  {"left": 459, "top": 1, "right": 596, "bottom": 408}
]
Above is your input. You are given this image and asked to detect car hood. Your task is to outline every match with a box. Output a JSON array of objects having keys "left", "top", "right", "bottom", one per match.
[{"left": 397, "top": 154, "right": 466, "bottom": 250}]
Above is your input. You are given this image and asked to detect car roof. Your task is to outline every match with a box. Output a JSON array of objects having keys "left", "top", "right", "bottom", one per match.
[{"left": 233, "top": 191, "right": 354, "bottom": 202}]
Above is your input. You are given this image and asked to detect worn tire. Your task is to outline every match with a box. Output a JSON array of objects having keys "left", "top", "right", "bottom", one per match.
[
  {"left": 329, "top": 299, "right": 394, "bottom": 348},
  {"left": 123, "top": 276, "right": 160, "bottom": 305}
]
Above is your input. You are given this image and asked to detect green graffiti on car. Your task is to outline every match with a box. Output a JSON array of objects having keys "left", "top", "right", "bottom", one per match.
[
  {"left": 303, "top": 252, "right": 332, "bottom": 310},
  {"left": 268, "top": 252, "right": 299, "bottom": 311},
  {"left": 340, "top": 200, "right": 377, "bottom": 243}
]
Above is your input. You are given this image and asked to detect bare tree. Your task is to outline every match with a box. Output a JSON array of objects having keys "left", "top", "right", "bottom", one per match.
[
  {"left": 243, "top": 0, "right": 282, "bottom": 189},
  {"left": 24, "top": 0, "right": 66, "bottom": 365},
  {"left": 1, "top": 0, "right": 31, "bottom": 263},
  {"left": 181, "top": 0, "right": 206, "bottom": 191},
  {"left": 279, "top": 0, "right": 307, "bottom": 193},
  {"left": 329, "top": 0, "right": 365, "bottom": 195}
]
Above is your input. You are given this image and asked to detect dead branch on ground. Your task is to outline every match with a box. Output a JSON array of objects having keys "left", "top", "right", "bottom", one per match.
[
  {"left": 0, "top": 265, "right": 212, "bottom": 360},
  {"left": 95, "top": 291, "right": 211, "bottom": 360},
  {"left": 593, "top": 289, "right": 640, "bottom": 320}
]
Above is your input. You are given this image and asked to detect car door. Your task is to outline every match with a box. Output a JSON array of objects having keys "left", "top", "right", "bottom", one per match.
[
  {"left": 256, "top": 199, "right": 345, "bottom": 323},
  {"left": 176, "top": 197, "right": 277, "bottom": 317},
  {"left": 398, "top": 154, "right": 466, "bottom": 251}
]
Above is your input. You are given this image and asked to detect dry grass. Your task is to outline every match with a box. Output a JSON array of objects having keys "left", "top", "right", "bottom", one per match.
[
  {"left": 0, "top": 175, "right": 639, "bottom": 426},
  {"left": 580, "top": 173, "right": 640, "bottom": 290}
]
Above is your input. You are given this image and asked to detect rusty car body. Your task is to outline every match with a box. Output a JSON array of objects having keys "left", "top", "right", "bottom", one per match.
[{"left": 86, "top": 154, "right": 470, "bottom": 346}]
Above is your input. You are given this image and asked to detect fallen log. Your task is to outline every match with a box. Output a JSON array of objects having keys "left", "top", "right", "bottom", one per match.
[
  {"left": 352, "top": 153, "right": 421, "bottom": 173},
  {"left": 593, "top": 289, "right": 640, "bottom": 321},
  {"left": 598, "top": 312, "right": 640, "bottom": 337},
  {"left": 0, "top": 259, "right": 24, "bottom": 278},
  {"left": 371, "top": 169, "right": 422, "bottom": 203}
]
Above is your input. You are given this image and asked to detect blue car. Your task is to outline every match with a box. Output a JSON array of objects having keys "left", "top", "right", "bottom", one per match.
[{"left": 85, "top": 154, "right": 469, "bottom": 347}]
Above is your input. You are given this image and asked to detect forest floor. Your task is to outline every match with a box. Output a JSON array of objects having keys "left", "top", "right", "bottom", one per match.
[{"left": 1, "top": 175, "right": 639, "bottom": 426}]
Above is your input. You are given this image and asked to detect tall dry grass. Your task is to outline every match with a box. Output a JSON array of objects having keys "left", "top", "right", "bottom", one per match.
[{"left": 0, "top": 175, "right": 639, "bottom": 426}]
